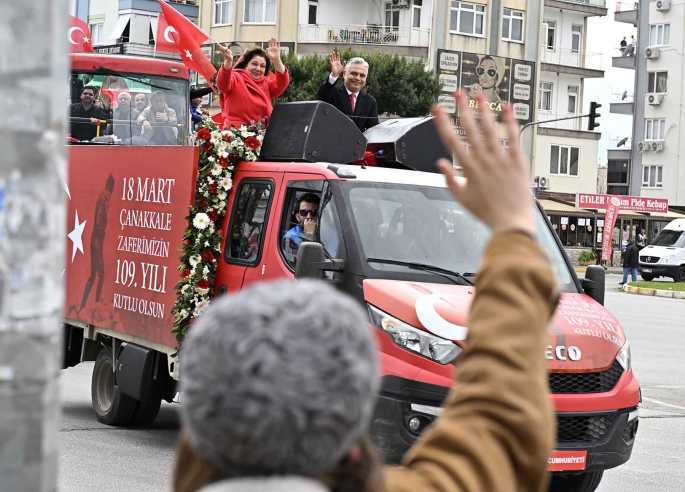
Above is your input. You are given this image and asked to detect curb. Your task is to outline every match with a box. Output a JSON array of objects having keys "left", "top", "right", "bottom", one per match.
[{"left": 622, "top": 283, "right": 685, "bottom": 299}]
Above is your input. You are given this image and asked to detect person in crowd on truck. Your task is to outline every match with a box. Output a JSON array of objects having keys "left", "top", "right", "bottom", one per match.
[
  {"left": 137, "top": 91, "right": 178, "bottom": 145},
  {"left": 215, "top": 38, "right": 289, "bottom": 128},
  {"left": 620, "top": 239, "right": 639, "bottom": 285},
  {"left": 107, "top": 92, "right": 140, "bottom": 143},
  {"left": 172, "top": 91, "right": 558, "bottom": 492},
  {"left": 316, "top": 52, "right": 379, "bottom": 132},
  {"left": 134, "top": 93, "right": 149, "bottom": 113},
  {"left": 69, "top": 86, "right": 109, "bottom": 142}
]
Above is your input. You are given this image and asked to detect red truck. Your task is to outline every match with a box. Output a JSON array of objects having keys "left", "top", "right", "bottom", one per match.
[{"left": 63, "top": 53, "right": 640, "bottom": 492}]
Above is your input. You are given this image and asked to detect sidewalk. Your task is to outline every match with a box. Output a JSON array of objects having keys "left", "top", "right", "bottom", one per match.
[{"left": 574, "top": 266, "right": 623, "bottom": 274}]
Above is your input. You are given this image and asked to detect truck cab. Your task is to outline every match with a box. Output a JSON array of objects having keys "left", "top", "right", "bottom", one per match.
[{"left": 639, "top": 218, "right": 685, "bottom": 282}]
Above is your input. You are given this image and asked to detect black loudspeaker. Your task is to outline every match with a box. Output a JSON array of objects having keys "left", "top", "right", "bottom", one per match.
[
  {"left": 364, "top": 117, "right": 451, "bottom": 173},
  {"left": 261, "top": 101, "right": 367, "bottom": 163}
]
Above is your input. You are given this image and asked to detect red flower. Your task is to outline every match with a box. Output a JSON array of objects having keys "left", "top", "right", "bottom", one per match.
[
  {"left": 197, "top": 128, "right": 211, "bottom": 141},
  {"left": 181, "top": 268, "right": 191, "bottom": 278},
  {"left": 208, "top": 182, "right": 218, "bottom": 195},
  {"left": 202, "top": 143, "right": 214, "bottom": 154},
  {"left": 196, "top": 279, "right": 210, "bottom": 290},
  {"left": 207, "top": 209, "right": 220, "bottom": 221},
  {"left": 223, "top": 134, "right": 231, "bottom": 142},
  {"left": 229, "top": 153, "right": 239, "bottom": 163},
  {"left": 201, "top": 251, "right": 215, "bottom": 262},
  {"left": 198, "top": 197, "right": 207, "bottom": 209},
  {"left": 245, "top": 136, "right": 260, "bottom": 150},
  {"left": 218, "top": 157, "right": 229, "bottom": 168}
]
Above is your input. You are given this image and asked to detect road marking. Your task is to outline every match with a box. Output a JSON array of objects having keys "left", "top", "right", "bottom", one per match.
[
  {"left": 647, "top": 385, "right": 685, "bottom": 389},
  {"left": 643, "top": 396, "right": 685, "bottom": 412}
]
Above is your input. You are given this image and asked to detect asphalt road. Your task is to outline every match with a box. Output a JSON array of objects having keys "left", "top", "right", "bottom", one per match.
[{"left": 58, "top": 275, "right": 685, "bottom": 491}]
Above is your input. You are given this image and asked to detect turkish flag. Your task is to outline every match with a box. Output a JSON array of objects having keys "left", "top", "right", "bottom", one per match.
[
  {"left": 157, "top": 1, "right": 217, "bottom": 91},
  {"left": 69, "top": 15, "right": 94, "bottom": 53}
]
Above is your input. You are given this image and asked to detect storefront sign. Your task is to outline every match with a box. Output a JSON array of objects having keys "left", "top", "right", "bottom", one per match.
[
  {"left": 94, "top": 44, "right": 124, "bottom": 55},
  {"left": 601, "top": 197, "right": 621, "bottom": 261},
  {"left": 576, "top": 193, "right": 668, "bottom": 213}
]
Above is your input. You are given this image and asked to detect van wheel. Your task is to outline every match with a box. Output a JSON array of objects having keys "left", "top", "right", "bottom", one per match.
[
  {"left": 91, "top": 347, "right": 138, "bottom": 426},
  {"left": 675, "top": 266, "right": 685, "bottom": 283},
  {"left": 130, "top": 397, "right": 162, "bottom": 426},
  {"left": 641, "top": 274, "right": 655, "bottom": 281},
  {"left": 548, "top": 471, "right": 603, "bottom": 492}
]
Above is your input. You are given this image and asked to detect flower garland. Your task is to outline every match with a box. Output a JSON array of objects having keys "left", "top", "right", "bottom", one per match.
[{"left": 171, "top": 118, "right": 264, "bottom": 347}]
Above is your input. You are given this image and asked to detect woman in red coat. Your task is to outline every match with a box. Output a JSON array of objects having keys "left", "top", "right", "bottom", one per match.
[{"left": 215, "top": 38, "right": 289, "bottom": 128}]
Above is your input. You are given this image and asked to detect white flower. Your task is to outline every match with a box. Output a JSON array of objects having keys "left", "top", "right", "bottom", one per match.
[
  {"left": 181, "top": 284, "right": 191, "bottom": 294},
  {"left": 194, "top": 298, "right": 210, "bottom": 316},
  {"left": 239, "top": 125, "right": 247, "bottom": 132},
  {"left": 203, "top": 265, "right": 210, "bottom": 277},
  {"left": 196, "top": 287, "right": 209, "bottom": 296},
  {"left": 210, "top": 130, "right": 222, "bottom": 143},
  {"left": 257, "top": 134, "right": 264, "bottom": 142},
  {"left": 211, "top": 164, "right": 223, "bottom": 176},
  {"left": 207, "top": 156, "right": 215, "bottom": 163},
  {"left": 207, "top": 177, "right": 214, "bottom": 184},
  {"left": 220, "top": 177, "right": 232, "bottom": 191},
  {"left": 218, "top": 201, "right": 226, "bottom": 209},
  {"left": 193, "top": 213, "right": 210, "bottom": 230},
  {"left": 180, "top": 309, "right": 188, "bottom": 318},
  {"left": 189, "top": 254, "right": 202, "bottom": 267},
  {"left": 217, "top": 149, "right": 229, "bottom": 159},
  {"left": 218, "top": 192, "right": 227, "bottom": 200},
  {"left": 209, "top": 223, "right": 216, "bottom": 234},
  {"left": 204, "top": 241, "right": 210, "bottom": 247}
]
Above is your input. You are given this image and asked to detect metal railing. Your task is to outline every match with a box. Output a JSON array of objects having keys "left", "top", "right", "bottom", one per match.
[
  {"left": 538, "top": 110, "right": 584, "bottom": 131},
  {"left": 557, "top": 0, "right": 606, "bottom": 8},
  {"left": 298, "top": 24, "right": 431, "bottom": 47},
  {"left": 540, "top": 46, "right": 603, "bottom": 70},
  {"left": 611, "top": 92, "right": 634, "bottom": 103}
]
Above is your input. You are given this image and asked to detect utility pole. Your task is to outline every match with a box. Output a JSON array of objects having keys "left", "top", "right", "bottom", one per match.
[{"left": 0, "top": 1, "right": 68, "bottom": 491}]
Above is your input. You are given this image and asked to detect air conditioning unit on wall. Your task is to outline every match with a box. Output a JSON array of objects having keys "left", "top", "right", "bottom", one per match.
[
  {"left": 645, "top": 47, "right": 660, "bottom": 59},
  {"left": 651, "top": 141, "right": 664, "bottom": 152},
  {"left": 637, "top": 141, "right": 651, "bottom": 152},
  {"left": 647, "top": 93, "right": 664, "bottom": 105},
  {"left": 391, "top": 0, "right": 411, "bottom": 7},
  {"left": 535, "top": 176, "right": 550, "bottom": 189},
  {"left": 656, "top": 0, "right": 670, "bottom": 12}
]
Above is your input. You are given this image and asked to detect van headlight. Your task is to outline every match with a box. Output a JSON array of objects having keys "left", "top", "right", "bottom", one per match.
[
  {"left": 658, "top": 255, "right": 675, "bottom": 264},
  {"left": 368, "top": 305, "right": 462, "bottom": 365},
  {"left": 616, "top": 341, "right": 631, "bottom": 371}
]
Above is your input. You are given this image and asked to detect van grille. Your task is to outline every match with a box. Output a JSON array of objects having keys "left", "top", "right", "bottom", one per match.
[
  {"left": 640, "top": 255, "right": 659, "bottom": 264},
  {"left": 549, "top": 361, "right": 624, "bottom": 394},
  {"left": 557, "top": 414, "right": 615, "bottom": 443}
]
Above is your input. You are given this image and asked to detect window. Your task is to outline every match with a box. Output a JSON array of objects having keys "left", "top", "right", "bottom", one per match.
[
  {"left": 89, "top": 22, "right": 104, "bottom": 45},
  {"left": 539, "top": 82, "right": 553, "bottom": 111},
  {"left": 214, "top": 0, "right": 233, "bottom": 25},
  {"left": 226, "top": 181, "right": 273, "bottom": 263},
  {"left": 647, "top": 71, "right": 667, "bottom": 94},
  {"left": 413, "top": 0, "right": 423, "bottom": 28},
  {"left": 645, "top": 118, "right": 666, "bottom": 140},
  {"left": 571, "top": 24, "right": 582, "bottom": 53},
  {"left": 450, "top": 1, "right": 486, "bottom": 36},
  {"left": 544, "top": 20, "right": 556, "bottom": 49},
  {"left": 308, "top": 0, "right": 317, "bottom": 25},
  {"left": 244, "top": 0, "right": 276, "bottom": 23},
  {"left": 567, "top": 85, "right": 578, "bottom": 113},
  {"left": 642, "top": 166, "right": 663, "bottom": 188},
  {"left": 649, "top": 23, "right": 670, "bottom": 46},
  {"left": 608, "top": 161, "right": 629, "bottom": 184},
  {"left": 385, "top": 2, "right": 400, "bottom": 28},
  {"left": 550, "top": 145, "right": 580, "bottom": 176},
  {"left": 502, "top": 9, "right": 524, "bottom": 42}
]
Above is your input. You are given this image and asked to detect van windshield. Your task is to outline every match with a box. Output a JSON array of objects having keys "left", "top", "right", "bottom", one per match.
[
  {"left": 343, "top": 182, "right": 576, "bottom": 292},
  {"left": 651, "top": 230, "right": 685, "bottom": 248}
]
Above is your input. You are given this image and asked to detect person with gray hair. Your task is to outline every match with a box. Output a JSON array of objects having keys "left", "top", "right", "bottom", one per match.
[
  {"left": 173, "top": 91, "right": 557, "bottom": 492},
  {"left": 316, "top": 52, "right": 379, "bottom": 132}
]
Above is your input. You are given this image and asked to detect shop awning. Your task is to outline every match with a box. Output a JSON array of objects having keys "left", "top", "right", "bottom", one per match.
[
  {"left": 646, "top": 209, "right": 685, "bottom": 220},
  {"left": 538, "top": 199, "right": 595, "bottom": 217}
]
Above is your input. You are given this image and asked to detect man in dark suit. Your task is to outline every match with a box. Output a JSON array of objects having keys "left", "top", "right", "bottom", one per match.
[{"left": 316, "top": 52, "right": 379, "bottom": 132}]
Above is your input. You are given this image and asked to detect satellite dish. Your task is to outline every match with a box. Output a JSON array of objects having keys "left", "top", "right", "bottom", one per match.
[
  {"left": 621, "top": 91, "right": 628, "bottom": 101},
  {"left": 617, "top": 137, "right": 628, "bottom": 147}
]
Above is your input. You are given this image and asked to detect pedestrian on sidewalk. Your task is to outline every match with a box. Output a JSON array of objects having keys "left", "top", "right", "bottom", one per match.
[
  {"left": 620, "top": 239, "right": 639, "bottom": 285},
  {"left": 172, "top": 92, "right": 558, "bottom": 492},
  {"left": 637, "top": 229, "right": 647, "bottom": 250}
]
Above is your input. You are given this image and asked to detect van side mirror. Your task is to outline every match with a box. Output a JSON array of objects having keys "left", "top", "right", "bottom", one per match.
[
  {"left": 295, "top": 242, "right": 344, "bottom": 280},
  {"left": 582, "top": 265, "right": 605, "bottom": 305}
]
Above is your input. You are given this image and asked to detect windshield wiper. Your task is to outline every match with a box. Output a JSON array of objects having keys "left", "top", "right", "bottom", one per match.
[
  {"left": 365, "top": 258, "right": 474, "bottom": 286},
  {"left": 92, "top": 66, "right": 172, "bottom": 91}
]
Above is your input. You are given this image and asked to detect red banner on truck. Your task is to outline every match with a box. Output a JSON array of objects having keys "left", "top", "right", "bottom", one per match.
[
  {"left": 576, "top": 193, "right": 668, "bottom": 214},
  {"left": 65, "top": 146, "right": 198, "bottom": 349}
]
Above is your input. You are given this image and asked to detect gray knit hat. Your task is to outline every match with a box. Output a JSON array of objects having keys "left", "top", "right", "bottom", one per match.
[{"left": 180, "top": 279, "right": 379, "bottom": 478}]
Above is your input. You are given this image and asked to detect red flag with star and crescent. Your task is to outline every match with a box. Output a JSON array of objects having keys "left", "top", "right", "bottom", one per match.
[
  {"left": 157, "top": 1, "right": 216, "bottom": 91},
  {"left": 69, "top": 15, "right": 94, "bottom": 53}
]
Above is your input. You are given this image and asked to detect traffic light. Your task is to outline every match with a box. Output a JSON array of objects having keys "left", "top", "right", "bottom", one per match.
[{"left": 588, "top": 102, "right": 601, "bottom": 131}]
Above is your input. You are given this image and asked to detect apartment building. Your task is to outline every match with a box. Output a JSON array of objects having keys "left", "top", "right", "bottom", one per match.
[
  {"left": 615, "top": 0, "right": 685, "bottom": 208},
  {"left": 532, "top": 0, "right": 607, "bottom": 196}
]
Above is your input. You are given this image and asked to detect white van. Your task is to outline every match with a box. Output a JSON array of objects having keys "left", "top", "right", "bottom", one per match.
[{"left": 638, "top": 219, "right": 685, "bottom": 282}]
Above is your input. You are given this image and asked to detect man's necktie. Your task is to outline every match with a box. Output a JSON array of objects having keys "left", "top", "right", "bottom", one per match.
[{"left": 350, "top": 93, "right": 356, "bottom": 114}]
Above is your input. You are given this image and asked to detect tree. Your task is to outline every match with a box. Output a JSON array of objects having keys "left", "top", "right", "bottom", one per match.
[{"left": 277, "top": 48, "right": 442, "bottom": 118}]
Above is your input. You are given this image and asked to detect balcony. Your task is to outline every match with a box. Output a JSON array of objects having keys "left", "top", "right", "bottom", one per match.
[
  {"left": 118, "top": 0, "right": 198, "bottom": 18},
  {"left": 540, "top": 47, "right": 604, "bottom": 78},
  {"left": 298, "top": 24, "right": 430, "bottom": 48},
  {"left": 538, "top": 110, "right": 584, "bottom": 131},
  {"left": 612, "top": 54, "right": 636, "bottom": 70},
  {"left": 544, "top": 0, "right": 608, "bottom": 17},
  {"left": 610, "top": 92, "right": 634, "bottom": 115},
  {"left": 614, "top": 2, "right": 638, "bottom": 26}
]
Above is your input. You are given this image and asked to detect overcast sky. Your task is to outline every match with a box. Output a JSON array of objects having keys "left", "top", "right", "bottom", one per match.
[{"left": 584, "top": 1, "right": 638, "bottom": 166}]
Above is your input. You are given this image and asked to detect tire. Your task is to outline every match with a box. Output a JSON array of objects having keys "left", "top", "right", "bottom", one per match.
[
  {"left": 130, "top": 397, "right": 162, "bottom": 426},
  {"left": 641, "top": 274, "right": 655, "bottom": 282},
  {"left": 91, "top": 347, "right": 138, "bottom": 426},
  {"left": 548, "top": 471, "right": 603, "bottom": 492},
  {"left": 675, "top": 266, "right": 685, "bottom": 283}
]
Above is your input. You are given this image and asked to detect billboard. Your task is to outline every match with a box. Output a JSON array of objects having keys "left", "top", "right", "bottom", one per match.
[{"left": 437, "top": 49, "right": 536, "bottom": 125}]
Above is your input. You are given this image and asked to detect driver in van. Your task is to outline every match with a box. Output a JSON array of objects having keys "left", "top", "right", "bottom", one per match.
[
  {"left": 137, "top": 91, "right": 178, "bottom": 145},
  {"left": 283, "top": 193, "right": 320, "bottom": 262}
]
